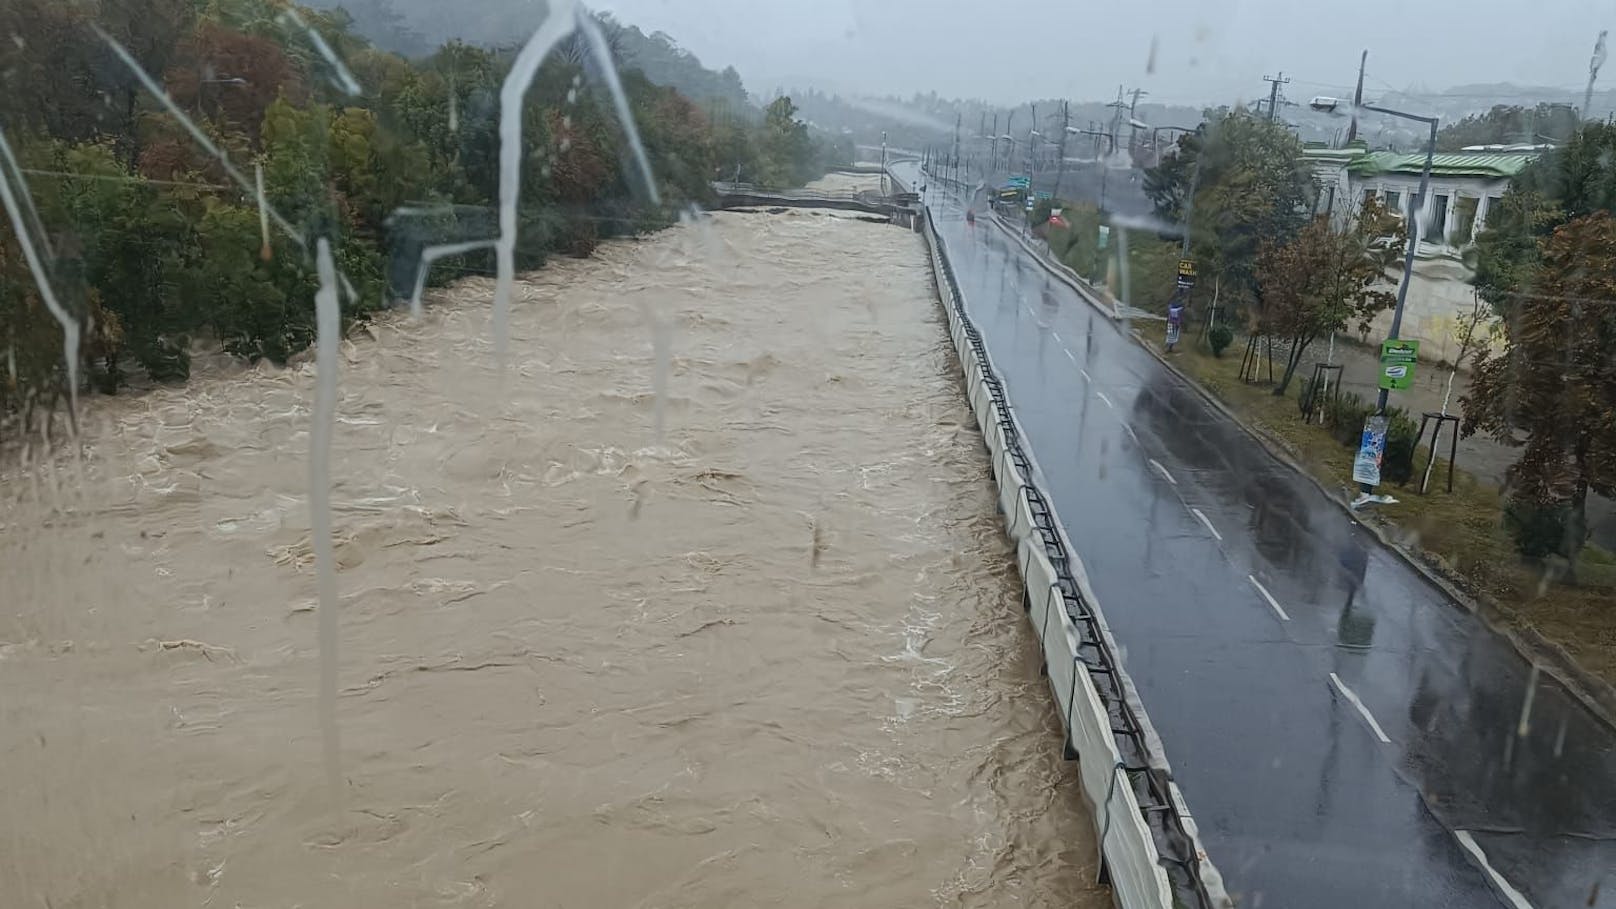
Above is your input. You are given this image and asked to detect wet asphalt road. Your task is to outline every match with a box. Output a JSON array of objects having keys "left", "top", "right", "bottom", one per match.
[{"left": 896, "top": 164, "right": 1616, "bottom": 909}]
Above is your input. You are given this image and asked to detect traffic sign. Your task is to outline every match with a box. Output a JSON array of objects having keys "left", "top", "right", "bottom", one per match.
[
  {"left": 1378, "top": 340, "right": 1419, "bottom": 390},
  {"left": 1008, "top": 175, "right": 1031, "bottom": 188}
]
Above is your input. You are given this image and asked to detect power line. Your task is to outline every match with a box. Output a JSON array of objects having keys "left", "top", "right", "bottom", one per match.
[{"left": 1262, "top": 72, "right": 1291, "bottom": 122}]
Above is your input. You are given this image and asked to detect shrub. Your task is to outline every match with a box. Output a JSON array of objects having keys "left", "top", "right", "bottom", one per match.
[
  {"left": 1503, "top": 496, "right": 1575, "bottom": 561},
  {"left": 1381, "top": 409, "right": 1419, "bottom": 486},
  {"left": 1209, "top": 323, "right": 1234, "bottom": 357},
  {"left": 1319, "top": 391, "right": 1418, "bottom": 484}
]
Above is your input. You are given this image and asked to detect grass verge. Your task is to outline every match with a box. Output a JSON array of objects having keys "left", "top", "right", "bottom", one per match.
[{"left": 1168, "top": 335, "right": 1616, "bottom": 697}]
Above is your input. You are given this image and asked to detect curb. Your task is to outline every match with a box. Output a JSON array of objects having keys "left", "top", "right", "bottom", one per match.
[
  {"left": 1132, "top": 332, "right": 1616, "bottom": 733},
  {"left": 979, "top": 199, "right": 1616, "bottom": 730}
]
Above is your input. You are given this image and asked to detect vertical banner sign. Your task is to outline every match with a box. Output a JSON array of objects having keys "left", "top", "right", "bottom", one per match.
[
  {"left": 1353, "top": 414, "right": 1389, "bottom": 486},
  {"left": 1378, "top": 339, "right": 1419, "bottom": 390},
  {"left": 1098, "top": 225, "right": 1111, "bottom": 250},
  {"left": 1176, "top": 258, "right": 1197, "bottom": 290}
]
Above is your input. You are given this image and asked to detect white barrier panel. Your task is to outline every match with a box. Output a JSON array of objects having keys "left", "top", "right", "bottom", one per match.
[{"left": 916, "top": 208, "right": 1197, "bottom": 909}]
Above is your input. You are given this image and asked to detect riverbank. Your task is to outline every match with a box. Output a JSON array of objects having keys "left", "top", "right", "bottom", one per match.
[{"left": 2, "top": 209, "right": 1107, "bottom": 907}]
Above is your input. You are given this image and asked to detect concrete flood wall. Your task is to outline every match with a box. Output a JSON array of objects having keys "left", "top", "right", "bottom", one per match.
[{"left": 908, "top": 179, "right": 1231, "bottom": 909}]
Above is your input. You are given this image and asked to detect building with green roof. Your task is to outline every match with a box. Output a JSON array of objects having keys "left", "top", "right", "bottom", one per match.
[{"left": 1300, "top": 141, "right": 1542, "bottom": 357}]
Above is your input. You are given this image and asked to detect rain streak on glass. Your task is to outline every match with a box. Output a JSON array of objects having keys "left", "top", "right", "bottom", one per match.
[{"left": 7, "top": 3, "right": 1616, "bottom": 909}]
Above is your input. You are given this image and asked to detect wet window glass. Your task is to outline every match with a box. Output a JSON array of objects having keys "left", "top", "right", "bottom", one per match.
[{"left": 4, "top": 4, "right": 1615, "bottom": 909}]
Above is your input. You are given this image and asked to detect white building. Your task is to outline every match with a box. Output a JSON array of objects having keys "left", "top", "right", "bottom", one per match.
[{"left": 1302, "top": 143, "right": 1540, "bottom": 361}]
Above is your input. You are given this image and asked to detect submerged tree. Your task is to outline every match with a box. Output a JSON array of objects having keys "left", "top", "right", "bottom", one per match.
[
  {"left": 1463, "top": 210, "right": 1616, "bottom": 573},
  {"left": 1255, "top": 197, "right": 1406, "bottom": 395}
]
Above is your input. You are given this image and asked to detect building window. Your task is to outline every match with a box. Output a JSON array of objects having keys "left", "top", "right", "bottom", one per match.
[
  {"left": 1363, "top": 188, "right": 1377, "bottom": 207},
  {"left": 1383, "top": 190, "right": 1401, "bottom": 214},
  {"left": 1453, "top": 197, "right": 1479, "bottom": 245},
  {"left": 1429, "top": 193, "right": 1450, "bottom": 243}
]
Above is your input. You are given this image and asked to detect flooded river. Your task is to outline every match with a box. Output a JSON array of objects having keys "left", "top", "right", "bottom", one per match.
[{"left": 2, "top": 208, "right": 1105, "bottom": 908}]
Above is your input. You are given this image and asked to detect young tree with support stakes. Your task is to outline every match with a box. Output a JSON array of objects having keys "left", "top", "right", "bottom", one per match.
[
  {"left": 1463, "top": 210, "right": 1616, "bottom": 577},
  {"left": 1254, "top": 197, "right": 1406, "bottom": 395}
]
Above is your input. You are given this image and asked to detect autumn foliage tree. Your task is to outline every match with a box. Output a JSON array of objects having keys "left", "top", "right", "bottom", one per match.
[
  {"left": 1463, "top": 211, "right": 1616, "bottom": 573},
  {"left": 1255, "top": 197, "right": 1406, "bottom": 394}
]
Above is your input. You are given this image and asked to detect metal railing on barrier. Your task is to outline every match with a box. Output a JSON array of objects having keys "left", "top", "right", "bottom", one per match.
[{"left": 914, "top": 196, "right": 1225, "bottom": 909}]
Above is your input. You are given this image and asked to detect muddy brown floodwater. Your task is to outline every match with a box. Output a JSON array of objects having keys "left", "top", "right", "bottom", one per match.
[{"left": 1, "top": 208, "right": 1106, "bottom": 908}]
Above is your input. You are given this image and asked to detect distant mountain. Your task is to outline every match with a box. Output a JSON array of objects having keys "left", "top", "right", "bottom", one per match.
[{"left": 307, "top": 1, "right": 752, "bottom": 114}]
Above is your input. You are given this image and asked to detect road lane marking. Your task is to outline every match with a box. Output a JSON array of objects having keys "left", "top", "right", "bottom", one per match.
[
  {"left": 1454, "top": 831, "right": 1535, "bottom": 909},
  {"left": 1123, "top": 424, "right": 1139, "bottom": 443},
  {"left": 1328, "top": 673, "right": 1392, "bottom": 744},
  {"left": 1247, "top": 575, "right": 1290, "bottom": 621},
  {"left": 1063, "top": 348, "right": 1076, "bottom": 363},
  {"left": 1079, "top": 367, "right": 1092, "bottom": 381},
  {"left": 1051, "top": 330, "right": 1063, "bottom": 344},
  {"left": 1149, "top": 459, "right": 1176, "bottom": 485},
  {"left": 1190, "top": 508, "right": 1221, "bottom": 541},
  {"left": 1095, "top": 391, "right": 1113, "bottom": 408}
]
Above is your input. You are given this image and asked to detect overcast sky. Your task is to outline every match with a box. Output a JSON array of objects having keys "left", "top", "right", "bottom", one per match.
[{"left": 586, "top": 0, "right": 1609, "bottom": 106}]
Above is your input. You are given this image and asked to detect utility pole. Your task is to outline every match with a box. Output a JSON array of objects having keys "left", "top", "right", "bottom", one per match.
[
  {"left": 1054, "top": 100, "right": 1070, "bottom": 201},
  {"left": 990, "top": 113, "right": 999, "bottom": 171},
  {"left": 1127, "top": 87, "right": 1148, "bottom": 154},
  {"left": 1105, "top": 86, "right": 1127, "bottom": 157},
  {"left": 953, "top": 112, "right": 962, "bottom": 182},
  {"left": 1027, "top": 103, "right": 1038, "bottom": 174},
  {"left": 1346, "top": 51, "right": 1367, "bottom": 144},
  {"left": 1587, "top": 30, "right": 1609, "bottom": 119},
  {"left": 1262, "top": 72, "right": 1290, "bottom": 123},
  {"left": 1005, "top": 108, "right": 1016, "bottom": 176},
  {"left": 880, "top": 130, "right": 888, "bottom": 196}
]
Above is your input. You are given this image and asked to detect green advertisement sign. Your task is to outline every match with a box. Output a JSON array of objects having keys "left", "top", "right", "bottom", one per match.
[{"left": 1378, "top": 339, "right": 1419, "bottom": 390}]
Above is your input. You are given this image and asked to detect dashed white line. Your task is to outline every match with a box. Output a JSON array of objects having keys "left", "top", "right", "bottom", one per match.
[
  {"left": 1247, "top": 575, "right": 1291, "bottom": 621},
  {"left": 1149, "top": 459, "right": 1176, "bottom": 485},
  {"left": 1051, "top": 330, "right": 1063, "bottom": 344},
  {"left": 1079, "top": 367, "right": 1092, "bottom": 381},
  {"left": 1190, "top": 507, "right": 1221, "bottom": 541},
  {"left": 1123, "top": 424, "right": 1139, "bottom": 443},
  {"left": 1095, "top": 391, "right": 1113, "bottom": 408},
  {"left": 1328, "top": 672, "right": 1392, "bottom": 744},
  {"left": 1063, "top": 348, "right": 1076, "bottom": 363},
  {"left": 1454, "top": 831, "right": 1535, "bottom": 909}
]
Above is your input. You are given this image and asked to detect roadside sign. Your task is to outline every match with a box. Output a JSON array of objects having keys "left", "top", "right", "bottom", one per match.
[
  {"left": 1176, "top": 257, "right": 1197, "bottom": 290},
  {"left": 1378, "top": 340, "right": 1419, "bottom": 390},
  {"left": 1352, "top": 414, "right": 1388, "bottom": 486},
  {"left": 1098, "top": 225, "right": 1111, "bottom": 249},
  {"left": 1008, "top": 175, "right": 1031, "bottom": 188},
  {"left": 1036, "top": 191, "right": 1053, "bottom": 200}
]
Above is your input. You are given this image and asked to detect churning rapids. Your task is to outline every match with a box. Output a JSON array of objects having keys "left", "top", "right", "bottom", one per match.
[{"left": 1, "top": 202, "right": 1107, "bottom": 908}]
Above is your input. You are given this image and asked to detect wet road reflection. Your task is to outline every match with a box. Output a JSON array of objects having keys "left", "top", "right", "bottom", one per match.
[{"left": 903, "top": 163, "right": 1616, "bottom": 909}]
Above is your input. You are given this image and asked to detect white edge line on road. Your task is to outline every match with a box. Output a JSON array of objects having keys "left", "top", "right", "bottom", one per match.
[
  {"left": 1079, "top": 367, "right": 1092, "bottom": 381},
  {"left": 1247, "top": 575, "right": 1291, "bottom": 621},
  {"left": 1149, "top": 459, "right": 1176, "bottom": 485},
  {"left": 1190, "top": 507, "right": 1221, "bottom": 541},
  {"left": 1328, "top": 672, "right": 1392, "bottom": 744},
  {"left": 1096, "top": 391, "right": 1113, "bottom": 408},
  {"left": 1454, "top": 831, "right": 1536, "bottom": 909}
]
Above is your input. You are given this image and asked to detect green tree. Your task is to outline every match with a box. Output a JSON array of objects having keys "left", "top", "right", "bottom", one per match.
[
  {"left": 1463, "top": 211, "right": 1616, "bottom": 573},
  {"left": 1436, "top": 103, "right": 1579, "bottom": 152},
  {"left": 1145, "top": 110, "right": 1315, "bottom": 318},
  {"left": 1474, "top": 121, "right": 1616, "bottom": 318},
  {"left": 1256, "top": 198, "right": 1406, "bottom": 394},
  {"left": 758, "top": 95, "right": 812, "bottom": 188}
]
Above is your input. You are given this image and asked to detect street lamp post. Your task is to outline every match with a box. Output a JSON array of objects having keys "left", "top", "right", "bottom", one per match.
[{"left": 1311, "top": 97, "right": 1439, "bottom": 500}]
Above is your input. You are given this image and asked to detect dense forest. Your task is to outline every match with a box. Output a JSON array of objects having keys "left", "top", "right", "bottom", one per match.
[{"left": 0, "top": 0, "right": 851, "bottom": 432}]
